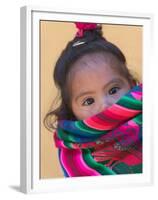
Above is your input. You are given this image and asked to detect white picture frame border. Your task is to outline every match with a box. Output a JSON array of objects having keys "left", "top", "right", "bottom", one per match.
[{"left": 20, "top": 5, "right": 154, "bottom": 194}]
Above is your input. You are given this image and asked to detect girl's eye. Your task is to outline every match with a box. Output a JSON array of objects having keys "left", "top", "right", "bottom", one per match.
[
  {"left": 109, "top": 87, "right": 120, "bottom": 95},
  {"left": 82, "top": 98, "right": 95, "bottom": 106}
]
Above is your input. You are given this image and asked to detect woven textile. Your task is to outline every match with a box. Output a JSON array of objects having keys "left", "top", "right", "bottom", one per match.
[{"left": 54, "top": 84, "right": 142, "bottom": 177}]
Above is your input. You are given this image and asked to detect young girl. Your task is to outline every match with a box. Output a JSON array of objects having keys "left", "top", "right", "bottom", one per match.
[{"left": 44, "top": 22, "right": 142, "bottom": 177}]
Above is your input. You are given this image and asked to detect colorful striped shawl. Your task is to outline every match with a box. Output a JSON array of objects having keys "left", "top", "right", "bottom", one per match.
[{"left": 54, "top": 84, "right": 142, "bottom": 177}]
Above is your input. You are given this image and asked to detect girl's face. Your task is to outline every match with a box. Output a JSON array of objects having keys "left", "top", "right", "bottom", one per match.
[{"left": 68, "top": 53, "right": 131, "bottom": 120}]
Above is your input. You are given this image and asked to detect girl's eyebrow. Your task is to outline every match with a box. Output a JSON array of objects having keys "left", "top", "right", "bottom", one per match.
[
  {"left": 75, "top": 91, "right": 95, "bottom": 101},
  {"left": 75, "top": 78, "right": 124, "bottom": 101},
  {"left": 103, "top": 78, "right": 124, "bottom": 89}
]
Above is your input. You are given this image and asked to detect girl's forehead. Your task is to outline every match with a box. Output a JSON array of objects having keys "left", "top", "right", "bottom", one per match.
[
  {"left": 69, "top": 52, "right": 121, "bottom": 77},
  {"left": 68, "top": 52, "right": 119, "bottom": 79},
  {"left": 71, "top": 63, "right": 118, "bottom": 84},
  {"left": 72, "top": 52, "right": 113, "bottom": 69},
  {"left": 68, "top": 57, "right": 122, "bottom": 91},
  {"left": 66, "top": 52, "right": 125, "bottom": 94}
]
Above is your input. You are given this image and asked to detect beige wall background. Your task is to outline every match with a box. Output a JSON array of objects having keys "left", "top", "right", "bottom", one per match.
[{"left": 40, "top": 21, "right": 142, "bottom": 179}]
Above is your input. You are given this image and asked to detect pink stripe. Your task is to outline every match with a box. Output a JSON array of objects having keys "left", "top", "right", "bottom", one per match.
[
  {"left": 84, "top": 118, "right": 115, "bottom": 130},
  {"left": 73, "top": 150, "right": 100, "bottom": 176},
  {"left": 128, "top": 119, "right": 139, "bottom": 128},
  {"left": 131, "top": 91, "right": 142, "bottom": 100},
  {"left": 103, "top": 108, "right": 133, "bottom": 121},
  {"left": 53, "top": 133, "right": 68, "bottom": 148},
  {"left": 60, "top": 149, "right": 73, "bottom": 177},
  {"left": 84, "top": 104, "right": 141, "bottom": 131},
  {"left": 121, "top": 154, "right": 142, "bottom": 165},
  {"left": 60, "top": 148, "right": 100, "bottom": 176},
  {"left": 107, "top": 104, "right": 141, "bottom": 117}
]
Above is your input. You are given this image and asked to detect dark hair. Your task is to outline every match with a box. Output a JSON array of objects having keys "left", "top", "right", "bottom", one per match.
[{"left": 43, "top": 24, "right": 138, "bottom": 132}]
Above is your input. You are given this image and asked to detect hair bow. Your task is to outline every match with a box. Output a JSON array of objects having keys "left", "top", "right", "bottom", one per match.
[{"left": 75, "top": 22, "right": 97, "bottom": 37}]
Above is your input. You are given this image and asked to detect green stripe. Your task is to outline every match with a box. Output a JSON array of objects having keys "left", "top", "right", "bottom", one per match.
[
  {"left": 82, "top": 149, "right": 116, "bottom": 175},
  {"left": 112, "top": 162, "right": 142, "bottom": 174},
  {"left": 117, "top": 96, "right": 142, "bottom": 110},
  {"left": 133, "top": 114, "right": 142, "bottom": 125},
  {"left": 63, "top": 141, "right": 73, "bottom": 149},
  {"left": 58, "top": 128, "right": 76, "bottom": 142},
  {"left": 130, "top": 164, "right": 142, "bottom": 173}
]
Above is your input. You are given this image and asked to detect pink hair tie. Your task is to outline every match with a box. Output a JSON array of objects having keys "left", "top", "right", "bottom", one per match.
[{"left": 75, "top": 22, "right": 97, "bottom": 37}]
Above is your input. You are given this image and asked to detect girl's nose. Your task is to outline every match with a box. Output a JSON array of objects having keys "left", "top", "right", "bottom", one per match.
[{"left": 98, "top": 99, "right": 110, "bottom": 113}]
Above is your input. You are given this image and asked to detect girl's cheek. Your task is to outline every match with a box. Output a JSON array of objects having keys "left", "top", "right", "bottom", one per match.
[{"left": 78, "top": 107, "right": 97, "bottom": 120}]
